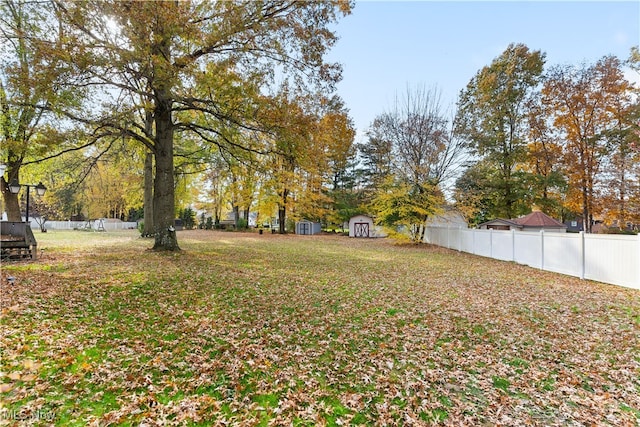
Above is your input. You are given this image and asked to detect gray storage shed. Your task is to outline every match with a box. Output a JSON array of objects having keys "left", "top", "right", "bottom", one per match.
[{"left": 295, "top": 220, "right": 321, "bottom": 235}]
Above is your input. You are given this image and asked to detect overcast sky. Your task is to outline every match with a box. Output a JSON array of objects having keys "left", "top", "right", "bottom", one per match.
[{"left": 326, "top": 1, "right": 640, "bottom": 142}]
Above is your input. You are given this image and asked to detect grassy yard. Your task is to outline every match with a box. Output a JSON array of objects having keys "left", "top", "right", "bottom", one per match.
[{"left": 1, "top": 229, "right": 639, "bottom": 426}]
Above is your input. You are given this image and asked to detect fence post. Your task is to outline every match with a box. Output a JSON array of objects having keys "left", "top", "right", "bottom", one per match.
[
  {"left": 511, "top": 229, "right": 516, "bottom": 262},
  {"left": 540, "top": 230, "right": 545, "bottom": 270},
  {"left": 471, "top": 228, "right": 476, "bottom": 254},
  {"left": 489, "top": 229, "right": 493, "bottom": 258},
  {"left": 580, "top": 231, "right": 585, "bottom": 280},
  {"left": 458, "top": 226, "right": 462, "bottom": 252},
  {"left": 472, "top": 228, "right": 476, "bottom": 254}
]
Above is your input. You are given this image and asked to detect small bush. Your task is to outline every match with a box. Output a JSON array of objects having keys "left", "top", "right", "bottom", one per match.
[{"left": 237, "top": 218, "right": 248, "bottom": 230}]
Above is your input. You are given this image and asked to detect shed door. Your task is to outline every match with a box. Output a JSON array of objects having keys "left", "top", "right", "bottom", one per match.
[
  {"left": 300, "top": 222, "right": 310, "bottom": 235},
  {"left": 354, "top": 222, "right": 369, "bottom": 238}
]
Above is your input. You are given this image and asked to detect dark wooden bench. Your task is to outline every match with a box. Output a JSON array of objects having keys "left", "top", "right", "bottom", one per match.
[{"left": 0, "top": 221, "right": 38, "bottom": 260}]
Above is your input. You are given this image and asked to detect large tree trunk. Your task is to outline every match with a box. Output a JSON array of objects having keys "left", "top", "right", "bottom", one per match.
[
  {"left": 416, "top": 219, "right": 427, "bottom": 243},
  {"left": 152, "top": 101, "right": 180, "bottom": 251},
  {"left": 2, "top": 182, "right": 21, "bottom": 221},
  {"left": 143, "top": 151, "right": 154, "bottom": 236},
  {"left": 278, "top": 205, "right": 286, "bottom": 234},
  {"left": 2, "top": 164, "right": 22, "bottom": 221},
  {"left": 232, "top": 205, "right": 240, "bottom": 227},
  {"left": 278, "top": 188, "right": 288, "bottom": 234}
]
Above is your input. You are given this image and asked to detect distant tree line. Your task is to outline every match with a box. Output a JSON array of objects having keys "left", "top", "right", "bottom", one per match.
[{"left": 1, "top": 0, "right": 637, "bottom": 245}]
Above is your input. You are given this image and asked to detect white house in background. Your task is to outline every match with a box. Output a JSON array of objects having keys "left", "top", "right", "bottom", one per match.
[
  {"left": 425, "top": 208, "right": 468, "bottom": 228},
  {"left": 348, "top": 214, "right": 387, "bottom": 238}
]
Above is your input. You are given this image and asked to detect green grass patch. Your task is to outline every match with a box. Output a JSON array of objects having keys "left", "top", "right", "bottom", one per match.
[{"left": 492, "top": 376, "right": 511, "bottom": 393}]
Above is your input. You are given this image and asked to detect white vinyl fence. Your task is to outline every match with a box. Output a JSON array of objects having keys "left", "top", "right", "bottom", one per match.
[
  {"left": 424, "top": 227, "right": 640, "bottom": 290},
  {"left": 32, "top": 219, "right": 137, "bottom": 231}
]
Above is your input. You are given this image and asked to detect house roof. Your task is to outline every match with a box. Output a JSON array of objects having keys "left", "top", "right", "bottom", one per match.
[
  {"left": 513, "top": 211, "right": 566, "bottom": 228},
  {"left": 479, "top": 218, "right": 520, "bottom": 227},
  {"left": 479, "top": 210, "right": 567, "bottom": 229},
  {"left": 426, "top": 209, "right": 468, "bottom": 226}
]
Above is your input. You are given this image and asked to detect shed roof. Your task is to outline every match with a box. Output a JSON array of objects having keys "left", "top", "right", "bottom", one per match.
[
  {"left": 296, "top": 219, "right": 319, "bottom": 224},
  {"left": 349, "top": 214, "right": 374, "bottom": 220}
]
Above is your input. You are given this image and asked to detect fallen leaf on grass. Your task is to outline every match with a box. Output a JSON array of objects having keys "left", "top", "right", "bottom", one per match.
[
  {"left": 21, "top": 374, "right": 37, "bottom": 382},
  {"left": 22, "top": 360, "right": 41, "bottom": 371},
  {"left": 0, "top": 383, "right": 14, "bottom": 393}
]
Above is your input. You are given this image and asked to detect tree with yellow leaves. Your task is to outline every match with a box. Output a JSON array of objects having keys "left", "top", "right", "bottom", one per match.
[
  {"left": 370, "top": 176, "right": 441, "bottom": 243},
  {"left": 52, "top": 0, "right": 351, "bottom": 249},
  {"left": 0, "top": 0, "right": 89, "bottom": 221}
]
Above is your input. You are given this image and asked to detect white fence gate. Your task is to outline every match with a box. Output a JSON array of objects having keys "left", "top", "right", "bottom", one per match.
[{"left": 424, "top": 227, "right": 640, "bottom": 290}]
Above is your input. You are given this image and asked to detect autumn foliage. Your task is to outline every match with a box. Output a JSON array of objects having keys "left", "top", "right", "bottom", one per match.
[
  {"left": 454, "top": 46, "right": 639, "bottom": 230},
  {"left": 1, "top": 230, "right": 639, "bottom": 425}
]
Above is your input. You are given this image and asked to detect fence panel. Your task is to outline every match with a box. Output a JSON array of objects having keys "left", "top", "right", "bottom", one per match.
[
  {"left": 472, "top": 230, "right": 492, "bottom": 258},
  {"left": 432, "top": 227, "right": 448, "bottom": 248},
  {"left": 424, "top": 227, "right": 438, "bottom": 246},
  {"left": 543, "top": 232, "right": 582, "bottom": 277},
  {"left": 491, "top": 230, "right": 513, "bottom": 261},
  {"left": 425, "top": 226, "right": 639, "bottom": 290},
  {"left": 460, "top": 229, "right": 475, "bottom": 253},
  {"left": 513, "top": 232, "right": 542, "bottom": 269},
  {"left": 584, "top": 234, "right": 638, "bottom": 288}
]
